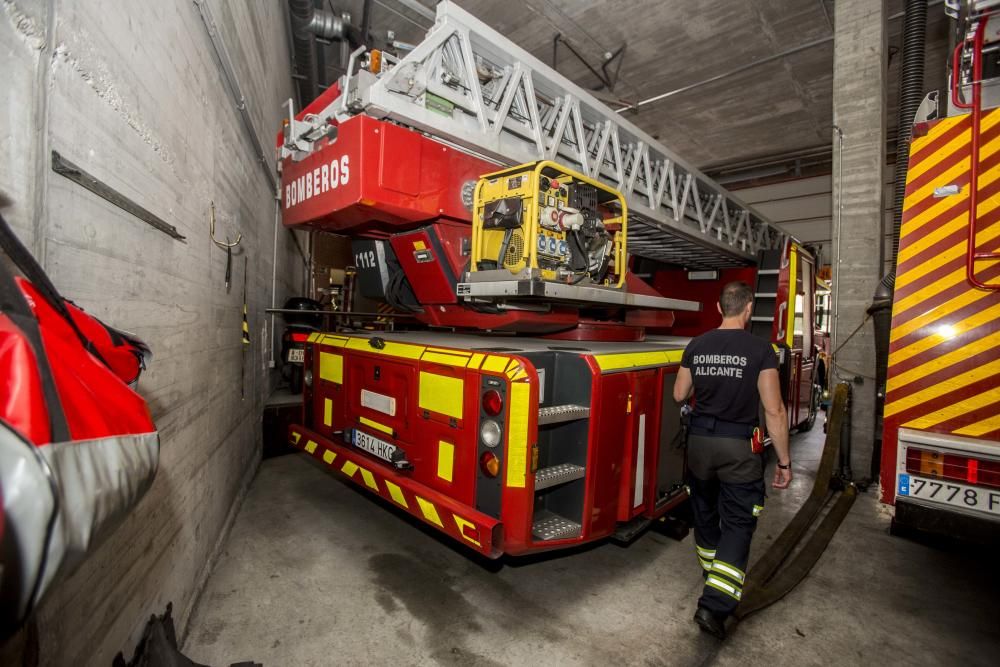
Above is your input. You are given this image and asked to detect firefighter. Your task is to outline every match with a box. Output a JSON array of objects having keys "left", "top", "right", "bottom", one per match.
[{"left": 672, "top": 280, "right": 792, "bottom": 639}]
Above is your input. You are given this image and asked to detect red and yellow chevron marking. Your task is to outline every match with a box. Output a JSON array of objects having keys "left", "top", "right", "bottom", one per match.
[
  {"left": 885, "top": 108, "right": 1000, "bottom": 440},
  {"left": 288, "top": 426, "right": 502, "bottom": 556}
]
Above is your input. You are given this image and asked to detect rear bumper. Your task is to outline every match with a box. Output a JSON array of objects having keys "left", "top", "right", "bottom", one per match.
[
  {"left": 288, "top": 425, "right": 503, "bottom": 557},
  {"left": 895, "top": 498, "right": 1000, "bottom": 544}
]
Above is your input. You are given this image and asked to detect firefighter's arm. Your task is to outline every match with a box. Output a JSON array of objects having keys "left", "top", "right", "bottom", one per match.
[
  {"left": 758, "top": 368, "right": 792, "bottom": 489},
  {"left": 673, "top": 366, "right": 693, "bottom": 403}
]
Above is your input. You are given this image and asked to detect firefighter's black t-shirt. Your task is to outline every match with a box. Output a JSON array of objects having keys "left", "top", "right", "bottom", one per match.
[{"left": 680, "top": 328, "right": 779, "bottom": 424}]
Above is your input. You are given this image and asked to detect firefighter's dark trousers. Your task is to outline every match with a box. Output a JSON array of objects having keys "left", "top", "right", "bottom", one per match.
[{"left": 687, "top": 433, "right": 765, "bottom": 617}]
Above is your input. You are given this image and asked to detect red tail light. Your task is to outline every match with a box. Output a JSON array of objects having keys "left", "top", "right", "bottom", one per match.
[
  {"left": 905, "top": 447, "right": 1000, "bottom": 489},
  {"left": 482, "top": 389, "right": 503, "bottom": 416}
]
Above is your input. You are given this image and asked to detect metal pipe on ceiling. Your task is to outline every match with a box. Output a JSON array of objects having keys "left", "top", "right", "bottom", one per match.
[
  {"left": 289, "top": 1, "right": 358, "bottom": 104},
  {"left": 390, "top": 0, "right": 436, "bottom": 22},
  {"left": 617, "top": 0, "right": 945, "bottom": 114},
  {"left": 615, "top": 36, "right": 833, "bottom": 113},
  {"left": 372, "top": 1, "right": 432, "bottom": 30},
  {"left": 310, "top": 10, "right": 347, "bottom": 40},
  {"left": 289, "top": 0, "right": 319, "bottom": 104},
  {"left": 360, "top": 0, "right": 375, "bottom": 47}
]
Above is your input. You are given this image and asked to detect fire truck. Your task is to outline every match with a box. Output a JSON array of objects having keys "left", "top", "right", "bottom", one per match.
[
  {"left": 278, "top": 1, "right": 818, "bottom": 557},
  {"left": 881, "top": 3, "right": 1000, "bottom": 539}
]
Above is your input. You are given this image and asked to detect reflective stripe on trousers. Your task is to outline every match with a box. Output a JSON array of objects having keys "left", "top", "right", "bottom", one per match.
[{"left": 689, "top": 475, "right": 765, "bottom": 615}]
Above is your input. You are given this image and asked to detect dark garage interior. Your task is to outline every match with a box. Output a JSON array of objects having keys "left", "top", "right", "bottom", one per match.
[{"left": 1, "top": 1, "right": 998, "bottom": 665}]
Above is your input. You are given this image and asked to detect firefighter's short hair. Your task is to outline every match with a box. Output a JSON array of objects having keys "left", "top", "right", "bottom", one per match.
[{"left": 719, "top": 281, "right": 754, "bottom": 317}]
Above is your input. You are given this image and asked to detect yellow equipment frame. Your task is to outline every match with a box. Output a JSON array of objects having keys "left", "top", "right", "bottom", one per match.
[{"left": 471, "top": 160, "right": 628, "bottom": 288}]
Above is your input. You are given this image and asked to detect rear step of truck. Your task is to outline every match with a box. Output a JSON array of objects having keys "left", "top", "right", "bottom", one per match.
[
  {"left": 537, "top": 404, "right": 590, "bottom": 425},
  {"left": 534, "top": 463, "right": 586, "bottom": 490},
  {"left": 532, "top": 511, "right": 583, "bottom": 541}
]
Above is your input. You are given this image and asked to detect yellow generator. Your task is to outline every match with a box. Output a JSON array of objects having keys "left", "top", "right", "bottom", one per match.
[{"left": 471, "top": 161, "right": 627, "bottom": 288}]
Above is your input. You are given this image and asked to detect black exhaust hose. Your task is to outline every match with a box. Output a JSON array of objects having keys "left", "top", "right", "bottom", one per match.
[
  {"left": 891, "top": 0, "right": 928, "bottom": 266},
  {"left": 289, "top": 0, "right": 318, "bottom": 104},
  {"left": 360, "top": 0, "right": 374, "bottom": 48},
  {"left": 867, "top": 271, "right": 895, "bottom": 482}
]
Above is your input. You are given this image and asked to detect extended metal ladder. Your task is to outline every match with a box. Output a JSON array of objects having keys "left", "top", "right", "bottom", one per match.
[
  {"left": 324, "top": 1, "right": 791, "bottom": 270},
  {"left": 751, "top": 250, "right": 783, "bottom": 339}
]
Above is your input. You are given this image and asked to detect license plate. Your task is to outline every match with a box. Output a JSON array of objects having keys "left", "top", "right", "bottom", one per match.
[
  {"left": 898, "top": 474, "right": 1000, "bottom": 516},
  {"left": 353, "top": 429, "right": 398, "bottom": 464},
  {"left": 287, "top": 348, "right": 305, "bottom": 363}
]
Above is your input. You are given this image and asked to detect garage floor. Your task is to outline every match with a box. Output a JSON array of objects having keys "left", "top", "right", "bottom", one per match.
[{"left": 184, "top": 427, "right": 999, "bottom": 666}]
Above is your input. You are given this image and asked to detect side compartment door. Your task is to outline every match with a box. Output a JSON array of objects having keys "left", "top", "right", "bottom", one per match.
[
  {"left": 618, "top": 370, "right": 660, "bottom": 522},
  {"left": 656, "top": 370, "right": 686, "bottom": 503},
  {"left": 793, "top": 252, "right": 816, "bottom": 426},
  {"left": 589, "top": 373, "right": 630, "bottom": 536}
]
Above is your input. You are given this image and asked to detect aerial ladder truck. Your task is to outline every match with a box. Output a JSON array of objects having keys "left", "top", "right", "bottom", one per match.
[
  {"left": 881, "top": 1, "right": 1000, "bottom": 540},
  {"left": 278, "top": 1, "right": 819, "bottom": 557}
]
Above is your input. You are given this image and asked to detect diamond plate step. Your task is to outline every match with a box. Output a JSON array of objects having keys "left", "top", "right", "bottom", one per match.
[
  {"left": 532, "top": 512, "right": 582, "bottom": 541},
  {"left": 537, "top": 404, "right": 590, "bottom": 426},
  {"left": 534, "top": 463, "right": 585, "bottom": 490}
]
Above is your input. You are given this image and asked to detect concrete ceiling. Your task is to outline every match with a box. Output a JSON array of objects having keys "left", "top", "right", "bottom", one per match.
[{"left": 320, "top": 0, "right": 953, "bottom": 170}]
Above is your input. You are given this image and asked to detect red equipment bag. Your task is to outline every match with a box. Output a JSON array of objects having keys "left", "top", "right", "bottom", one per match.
[{"left": 0, "top": 211, "right": 158, "bottom": 637}]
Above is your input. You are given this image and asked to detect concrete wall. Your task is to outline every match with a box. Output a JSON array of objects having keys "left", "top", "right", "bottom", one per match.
[{"left": 1, "top": 1, "right": 300, "bottom": 663}]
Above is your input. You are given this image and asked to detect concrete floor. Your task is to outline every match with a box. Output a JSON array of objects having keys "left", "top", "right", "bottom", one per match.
[{"left": 184, "top": 427, "right": 1000, "bottom": 666}]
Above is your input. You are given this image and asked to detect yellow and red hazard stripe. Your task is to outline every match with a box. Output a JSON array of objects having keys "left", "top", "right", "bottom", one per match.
[
  {"left": 288, "top": 425, "right": 503, "bottom": 556},
  {"left": 885, "top": 108, "right": 1000, "bottom": 439}
]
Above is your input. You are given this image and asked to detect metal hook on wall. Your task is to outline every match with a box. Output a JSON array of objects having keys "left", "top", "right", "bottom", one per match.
[{"left": 210, "top": 201, "right": 242, "bottom": 290}]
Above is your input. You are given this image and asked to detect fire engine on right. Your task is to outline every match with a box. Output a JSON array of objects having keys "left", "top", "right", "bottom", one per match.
[{"left": 880, "top": 3, "right": 1000, "bottom": 538}]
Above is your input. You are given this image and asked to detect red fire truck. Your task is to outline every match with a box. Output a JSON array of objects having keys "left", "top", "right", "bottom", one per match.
[
  {"left": 881, "top": 4, "right": 1000, "bottom": 539},
  {"left": 279, "top": 2, "right": 818, "bottom": 557}
]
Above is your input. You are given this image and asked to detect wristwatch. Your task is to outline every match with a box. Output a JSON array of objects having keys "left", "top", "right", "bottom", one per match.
[{"left": 776, "top": 461, "right": 791, "bottom": 470}]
